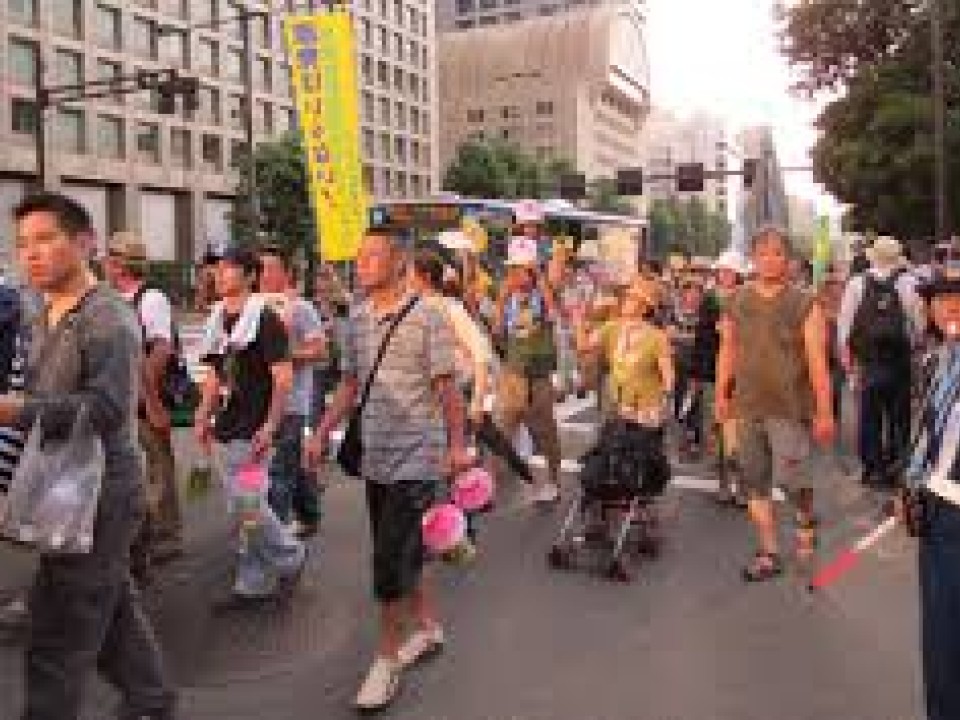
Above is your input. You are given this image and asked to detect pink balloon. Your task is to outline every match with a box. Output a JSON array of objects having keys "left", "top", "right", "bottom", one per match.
[
  {"left": 235, "top": 464, "right": 266, "bottom": 493},
  {"left": 421, "top": 504, "right": 467, "bottom": 553},
  {"left": 452, "top": 466, "right": 495, "bottom": 512}
]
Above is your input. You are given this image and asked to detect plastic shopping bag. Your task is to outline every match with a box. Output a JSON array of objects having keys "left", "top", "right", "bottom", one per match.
[{"left": 0, "top": 407, "right": 104, "bottom": 554}]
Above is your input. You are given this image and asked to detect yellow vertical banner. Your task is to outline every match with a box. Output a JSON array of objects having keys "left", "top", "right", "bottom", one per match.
[{"left": 284, "top": 12, "right": 367, "bottom": 262}]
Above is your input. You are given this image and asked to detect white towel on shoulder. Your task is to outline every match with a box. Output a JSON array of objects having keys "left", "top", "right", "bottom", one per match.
[{"left": 197, "top": 294, "right": 269, "bottom": 360}]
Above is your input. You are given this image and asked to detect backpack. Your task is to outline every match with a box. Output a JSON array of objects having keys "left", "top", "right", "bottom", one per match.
[
  {"left": 0, "top": 284, "right": 21, "bottom": 394},
  {"left": 849, "top": 270, "right": 909, "bottom": 362},
  {"left": 131, "top": 286, "right": 199, "bottom": 415}
]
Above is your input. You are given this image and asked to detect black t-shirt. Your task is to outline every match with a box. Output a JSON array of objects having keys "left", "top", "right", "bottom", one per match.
[{"left": 204, "top": 307, "right": 290, "bottom": 443}]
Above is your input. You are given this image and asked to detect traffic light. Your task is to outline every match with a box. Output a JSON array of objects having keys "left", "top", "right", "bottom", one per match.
[
  {"left": 676, "top": 163, "right": 705, "bottom": 193},
  {"left": 616, "top": 168, "right": 644, "bottom": 196},
  {"left": 559, "top": 173, "right": 587, "bottom": 200},
  {"left": 743, "top": 159, "right": 760, "bottom": 190}
]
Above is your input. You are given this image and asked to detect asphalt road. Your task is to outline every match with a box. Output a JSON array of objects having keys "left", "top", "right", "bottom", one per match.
[{"left": 0, "top": 402, "right": 925, "bottom": 720}]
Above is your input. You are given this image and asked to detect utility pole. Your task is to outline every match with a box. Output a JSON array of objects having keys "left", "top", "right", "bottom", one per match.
[
  {"left": 241, "top": 16, "right": 259, "bottom": 235},
  {"left": 932, "top": 0, "right": 949, "bottom": 242},
  {"left": 33, "top": 58, "right": 48, "bottom": 189}
]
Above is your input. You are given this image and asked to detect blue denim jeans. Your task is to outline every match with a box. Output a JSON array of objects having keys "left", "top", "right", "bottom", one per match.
[
  {"left": 267, "top": 414, "right": 321, "bottom": 525},
  {"left": 920, "top": 494, "right": 960, "bottom": 720},
  {"left": 858, "top": 360, "right": 911, "bottom": 480},
  {"left": 219, "top": 441, "right": 305, "bottom": 597}
]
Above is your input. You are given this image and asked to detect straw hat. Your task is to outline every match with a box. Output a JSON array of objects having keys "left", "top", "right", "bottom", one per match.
[
  {"left": 865, "top": 236, "right": 904, "bottom": 268},
  {"left": 108, "top": 231, "right": 148, "bottom": 263}
]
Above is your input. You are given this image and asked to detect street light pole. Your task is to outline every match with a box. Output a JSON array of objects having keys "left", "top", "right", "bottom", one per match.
[
  {"left": 932, "top": 0, "right": 949, "bottom": 242},
  {"left": 33, "top": 58, "right": 48, "bottom": 189},
  {"left": 241, "top": 16, "right": 259, "bottom": 234}
]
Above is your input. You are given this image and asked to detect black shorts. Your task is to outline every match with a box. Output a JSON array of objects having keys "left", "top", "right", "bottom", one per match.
[{"left": 366, "top": 478, "right": 438, "bottom": 603}]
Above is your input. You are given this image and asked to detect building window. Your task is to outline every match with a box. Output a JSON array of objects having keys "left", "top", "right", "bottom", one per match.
[
  {"left": 505, "top": 11, "right": 523, "bottom": 21},
  {"left": 378, "top": 26, "right": 388, "bottom": 54},
  {"left": 96, "top": 59, "right": 123, "bottom": 105},
  {"left": 362, "top": 128, "right": 374, "bottom": 158},
  {"left": 394, "top": 32, "right": 403, "bottom": 61},
  {"left": 395, "top": 101, "right": 406, "bottom": 130},
  {"left": 479, "top": 0, "right": 497, "bottom": 9},
  {"left": 362, "top": 165, "right": 374, "bottom": 194},
  {"left": 8, "top": 38, "right": 37, "bottom": 87},
  {"left": 131, "top": 17, "right": 158, "bottom": 60},
  {"left": 411, "top": 107, "right": 420, "bottom": 134},
  {"left": 411, "top": 140, "right": 420, "bottom": 164},
  {"left": 422, "top": 142, "right": 431, "bottom": 168},
  {"left": 55, "top": 50, "right": 83, "bottom": 86},
  {"left": 276, "top": 64, "right": 291, "bottom": 97},
  {"left": 422, "top": 77, "right": 429, "bottom": 102},
  {"left": 361, "top": 91, "right": 374, "bottom": 122},
  {"left": 197, "top": 38, "right": 218, "bottom": 77},
  {"left": 160, "top": 30, "right": 188, "bottom": 68},
  {"left": 394, "top": 67, "right": 404, "bottom": 92},
  {"left": 501, "top": 106, "right": 519, "bottom": 120},
  {"left": 51, "top": 0, "right": 83, "bottom": 39},
  {"left": 455, "top": 19, "right": 474, "bottom": 29},
  {"left": 57, "top": 108, "right": 85, "bottom": 154},
  {"left": 256, "top": 13, "right": 271, "bottom": 48},
  {"left": 194, "top": 0, "right": 215, "bottom": 23},
  {"left": 97, "top": 115, "right": 124, "bottom": 159},
  {"left": 381, "top": 168, "right": 392, "bottom": 197},
  {"left": 361, "top": 55, "right": 373, "bottom": 85},
  {"left": 361, "top": 18, "right": 371, "bottom": 48},
  {"left": 230, "top": 139, "right": 248, "bottom": 169},
  {"left": 466, "top": 109, "right": 484, "bottom": 123},
  {"left": 478, "top": 15, "right": 498, "bottom": 26},
  {"left": 379, "top": 96, "right": 390, "bottom": 126},
  {"left": 410, "top": 7, "right": 419, "bottom": 32},
  {"left": 257, "top": 101, "right": 273, "bottom": 135},
  {"left": 171, "top": 128, "right": 191, "bottom": 168},
  {"left": 422, "top": 47, "right": 428, "bottom": 71},
  {"left": 422, "top": 111, "right": 430, "bottom": 135},
  {"left": 256, "top": 57, "right": 271, "bottom": 91},
  {"left": 11, "top": 98, "right": 37, "bottom": 136},
  {"left": 227, "top": 94, "right": 246, "bottom": 130},
  {"left": 225, "top": 48, "right": 244, "bottom": 84},
  {"left": 136, "top": 123, "right": 160, "bottom": 163},
  {"left": 201, "top": 133, "right": 223, "bottom": 170},
  {"left": 535, "top": 101, "right": 554, "bottom": 116},
  {"left": 377, "top": 61, "right": 388, "bottom": 87},
  {"left": 380, "top": 133, "right": 391, "bottom": 162},
  {"left": 394, "top": 0, "right": 403, "bottom": 25},
  {"left": 280, "top": 108, "right": 295, "bottom": 133},
  {"left": 409, "top": 72, "right": 419, "bottom": 100},
  {"left": 411, "top": 174, "right": 422, "bottom": 197},
  {"left": 394, "top": 136, "right": 406, "bottom": 163},
  {"left": 539, "top": 4, "right": 557, "bottom": 14},
  {"left": 396, "top": 172, "right": 407, "bottom": 198},
  {"left": 199, "top": 85, "right": 221, "bottom": 124},
  {"left": 8, "top": 0, "right": 38, "bottom": 27}
]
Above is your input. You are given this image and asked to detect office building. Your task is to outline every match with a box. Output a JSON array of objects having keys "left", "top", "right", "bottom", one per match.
[
  {"left": 439, "top": 5, "right": 651, "bottom": 184},
  {"left": 439, "top": 0, "right": 645, "bottom": 32},
  {"left": 0, "top": 0, "right": 438, "bottom": 265}
]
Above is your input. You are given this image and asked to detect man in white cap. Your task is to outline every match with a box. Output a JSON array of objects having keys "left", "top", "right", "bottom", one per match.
[{"left": 838, "top": 235, "right": 926, "bottom": 489}]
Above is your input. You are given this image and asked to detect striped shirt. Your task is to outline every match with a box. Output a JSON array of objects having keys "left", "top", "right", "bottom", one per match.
[{"left": 341, "top": 294, "right": 456, "bottom": 485}]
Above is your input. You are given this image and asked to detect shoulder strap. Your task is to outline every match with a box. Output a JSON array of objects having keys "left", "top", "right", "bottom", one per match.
[{"left": 355, "top": 297, "right": 419, "bottom": 416}]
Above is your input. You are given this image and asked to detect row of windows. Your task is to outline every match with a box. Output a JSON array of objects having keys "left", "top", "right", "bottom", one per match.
[
  {"left": 362, "top": 164, "right": 433, "bottom": 199},
  {"left": 357, "top": 0, "right": 431, "bottom": 39},
  {"left": 358, "top": 18, "right": 430, "bottom": 71},
  {"left": 360, "top": 126, "right": 431, "bottom": 167},
  {"left": 465, "top": 101, "right": 554, "bottom": 124},
  {"left": 454, "top": 0, "right": 596, "bottom": 14},
  {"left": 359, "top": 54, "right": 431, "bottom": 103},
  {"left": 8, "top": 99, "right": 258, "bottom": 171},
  {"left": 359, "top": 90, "right": 430, "bottom": 134}
]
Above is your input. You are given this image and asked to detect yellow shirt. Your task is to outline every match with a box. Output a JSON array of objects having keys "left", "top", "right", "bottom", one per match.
[{"left": 601, "top": 321, "right": 669, "bottom": 412}]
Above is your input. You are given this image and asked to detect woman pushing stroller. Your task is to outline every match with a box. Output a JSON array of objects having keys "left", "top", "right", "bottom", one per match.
[{"left": 550, "top": 277, "right": 674, "bottom": 580}]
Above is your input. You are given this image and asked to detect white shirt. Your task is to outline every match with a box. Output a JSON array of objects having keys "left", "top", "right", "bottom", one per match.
[
  {"left": 126, "top": 287, "right": 174, "bottom": 344},
  {"left": 837, "top": 266, "right": 926, "bottom": 351}
]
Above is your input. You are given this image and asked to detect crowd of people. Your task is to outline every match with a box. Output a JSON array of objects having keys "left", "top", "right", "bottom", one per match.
[{"left": 0, "top": 190, "right": 958, "bottom": 720}]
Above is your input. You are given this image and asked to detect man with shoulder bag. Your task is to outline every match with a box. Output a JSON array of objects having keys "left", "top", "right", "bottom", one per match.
[{"left": 0, "top": 193, "right": 175, "bottom": 719}]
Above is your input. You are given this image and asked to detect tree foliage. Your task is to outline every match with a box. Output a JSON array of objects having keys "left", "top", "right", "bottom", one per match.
[
  {"left": 232, "top": 133, "right": 315, "bottom": 255},
  {"left": 780, "top": 0, "right": 960, "bottom": 240},
  {"left": 648, "top": 197, "right": 731, "bottom": 259}
]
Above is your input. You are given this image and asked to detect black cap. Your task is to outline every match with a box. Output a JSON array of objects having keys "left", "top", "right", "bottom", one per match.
[
  {"left": 921, "top": 275, "right": 960, "bottom": 301},
  {"left": 216, "top": 247, "right": 260, "bottom": 277}
]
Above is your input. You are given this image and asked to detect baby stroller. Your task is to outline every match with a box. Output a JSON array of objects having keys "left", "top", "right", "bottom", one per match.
[{"left": 548, "top": 419, "right": 670, "bottom": 581}]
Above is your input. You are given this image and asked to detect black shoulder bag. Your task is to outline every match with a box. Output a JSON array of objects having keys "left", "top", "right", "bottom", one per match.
[{"left": 337, "top": 297, "right": 419, "bottom": 478}]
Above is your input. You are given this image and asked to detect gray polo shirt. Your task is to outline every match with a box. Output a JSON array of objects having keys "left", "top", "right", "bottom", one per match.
[
  {"left": 287, "top": 298, "right": 324, "bottom": 418},
  {"left": 342, "top": 295, "right": 456, "bottom": 485}
]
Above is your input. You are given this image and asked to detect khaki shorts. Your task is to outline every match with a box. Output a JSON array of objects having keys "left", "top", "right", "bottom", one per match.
[{"left": 738, "top": 419, "right": 812, "bottom": 499}]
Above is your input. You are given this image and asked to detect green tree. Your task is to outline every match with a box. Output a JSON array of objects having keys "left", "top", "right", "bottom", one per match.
[
  {"left": 647, "top": 197, "right": 730, "bottom": 259},
  {"left": 231, "top": 133, "right": 315, "bottom": 256},
  {"left": 442, "top": 140, "right": 511, "bottom": 198},
  {"left": 780, "top": 0, "right": 960, "bottom": 240},
  {"left": 588, "top": 179, "right": 635, "bottom": 215}
]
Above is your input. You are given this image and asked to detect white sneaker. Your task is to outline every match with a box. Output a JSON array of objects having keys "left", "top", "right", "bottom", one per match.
[
  {"left": 397, "top": 624, "right": 445, "bottom": 669},
  {"left": 534, "top": 483, "right": 561, "bottom": 504},
  {"left": 354, "top": 656, "right": 401, "bottom": 711}
]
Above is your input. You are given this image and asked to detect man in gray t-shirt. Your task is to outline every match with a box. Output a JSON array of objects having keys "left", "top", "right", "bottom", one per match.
[{"left": 259, "top": 247, "right": 327, "bottom": 537}]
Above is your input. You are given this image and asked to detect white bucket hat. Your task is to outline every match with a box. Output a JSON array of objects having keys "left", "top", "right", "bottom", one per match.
[{"left": 438, "top": 230, "right": 473, "bottom": 252}]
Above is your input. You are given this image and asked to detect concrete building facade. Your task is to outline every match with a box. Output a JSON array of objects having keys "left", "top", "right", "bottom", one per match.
[
  {"left": 439, "top": 0, "right": 644, "bottom": 32},
  {"left": 439, "top": 5, "right": 650, "bottom": 184},
  {"left": 0, "top": 0, "right": 439, "bottom": 266}
]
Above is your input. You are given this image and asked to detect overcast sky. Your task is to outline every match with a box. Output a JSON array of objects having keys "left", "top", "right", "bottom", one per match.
[{"left": 644, "top": 0, "right": 837, "bottom": 212}]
